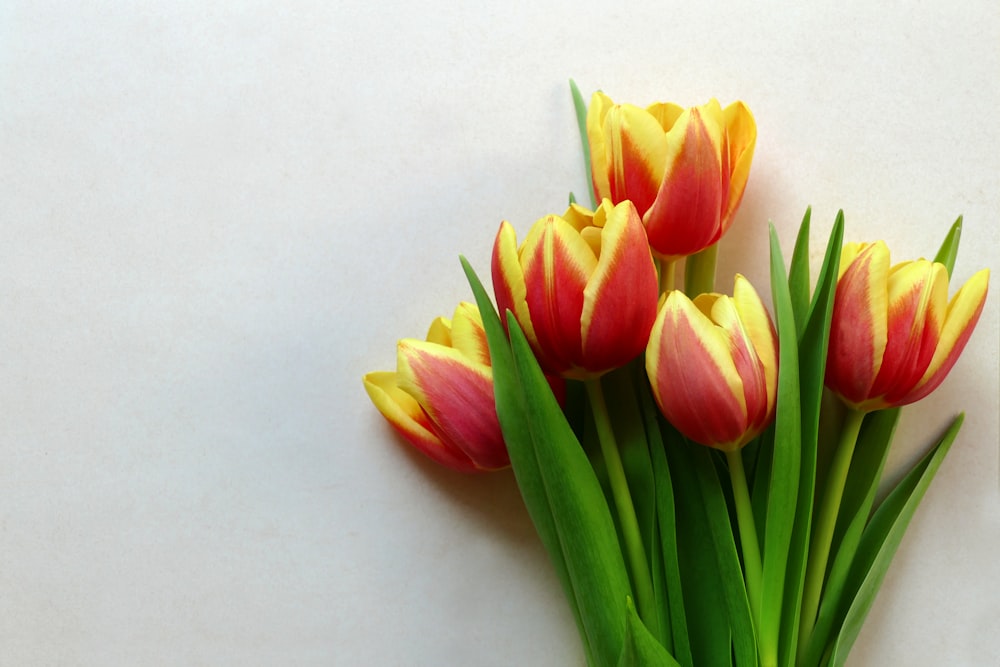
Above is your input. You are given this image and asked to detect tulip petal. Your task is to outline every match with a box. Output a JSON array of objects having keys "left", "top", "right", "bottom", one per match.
[
  {"left": 837, "top": 242, "right": 866, "bottom": 280},
  {"left": 730, "top": 275, "right": 779, "bottom": 430},
  {"left": 906, "top": 268, "right": 989, "bottom": 404},
  {"left": 580, "top": 201, "right": 659, "bottom": 374},
  {"left": 643, "top": 104, "right": 726, "bottom": 259},
  {"left": 602, "top": 104, "right": 670, "bottom": 217},
  {"left": 707, "top": 294, "right": 765, "bottom": 429},
  {"left": 721, "top": 101, "right": 757, "bottom": 230},
  {"left": 520, "top": 214, "right": 598, "bottom": 373},
  {"left": 827, "top": 242, "right": 890, "bottom": 406},
  {"left": 425, "top": 315, "right": 452, "bottom": 347},
  {"left": 868, "top": 261, "right": 946, "bottom": 404},
  {"left": 449, "top": 302, "right": 491, "bottom": 368},
  {"left": 492, "top": 221, "right": 537, "bottom": 344},
  {"left": 397, "top": 340, "right": 509, "bottom": 471},
  {"left": 586, "top": 91, "right": 614, "bottom": 203},
  {"left": 645, "top": 101, "right": 685, "bottom": 132},
  {"left": 647, "top": 291, "right": 748, "bottom": 449},
  {"left": 363, "top": 371, "right": 480, "bottom": 473}
]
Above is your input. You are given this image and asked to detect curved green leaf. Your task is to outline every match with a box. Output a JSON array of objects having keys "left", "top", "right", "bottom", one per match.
[
  {"left": 569, "top": 78, "right": 596, "bottom": 209},
  {"left": 617, "top": 597, "right": 683, "bottom": 667},
  {"left": 508, "top": 312, "right": 633, "bottom": 667},
  {"left": 826, "top": 415, "right": 964, "bottom": 666},
  {"left": 779, "top": 212, "right": 843, "bottom": 667},
  {"left": 933, "top": 216, "right": 962, "bottom": 277},
  {"left": 460, "top": 257, "right": 593, "bottom": 663},
  {"left": 758, "top": 225, "right": 802, "bottom": 666}
]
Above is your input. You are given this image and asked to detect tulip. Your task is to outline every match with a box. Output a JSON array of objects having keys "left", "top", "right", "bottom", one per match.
[
  {"left": 586, "top": 92, "right": 756, "bottom": 260},
  {"left": 363, "top": 302, "right": 509, "bottom": 473},
  {"left": 801, "top": 242, "right": 988, "bottom": 640},
  {"left": 491, "top": 199, "right": 660, "bottom": 379},
  {"left": 645, "top": 275, "right": 778, "bottom": 451},
  {"left": 825, "top": 241, "right": 989, "bottom": 412}
]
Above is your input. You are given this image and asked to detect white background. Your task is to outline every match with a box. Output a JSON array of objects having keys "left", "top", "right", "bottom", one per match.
[{"left": 2, "top": 2, "right": 998, "bottom": 665}]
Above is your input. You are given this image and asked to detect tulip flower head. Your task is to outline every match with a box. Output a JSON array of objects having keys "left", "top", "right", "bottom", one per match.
[
  {"left": 825, "top": 241, "right": 989, "bottom": 412},
  {"left": 587, "top": 92, "right": 756, "bottom": 260},
  {"left": 492, "top": 199, "right": 659, "bottom": 380},
  {"left": 646, "top": 275, "right": 778, "bottom": 451},
  {"left": 363, "top": 302, "right": 509, "bottom": 473}
]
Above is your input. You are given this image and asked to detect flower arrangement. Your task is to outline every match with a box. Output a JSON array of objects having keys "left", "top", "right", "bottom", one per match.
[{"left": 362, "top": 81, "right": 989, "bottom": 667}]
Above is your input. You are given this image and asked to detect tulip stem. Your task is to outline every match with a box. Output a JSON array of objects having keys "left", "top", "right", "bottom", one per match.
[
  {"left": 797, "top": 406, "right": 866, "bottom": 660},
  {"left": 659, "top": 259, "right": 677, "bottom": 293},
  {"left": 684, "top": 243, "right": 718, "bottom": 296},
  {"left": 584, "top": 378, "right": 656, "bottom": 628},
  {"left": 725, "top": 448, "right": 763, "bottom": 636}
]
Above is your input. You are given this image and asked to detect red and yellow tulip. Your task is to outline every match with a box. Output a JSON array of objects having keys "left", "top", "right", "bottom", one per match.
[
  {"left": 586, "top": 92, "right": 756, "bottom": 260},
  {"left": 492, "top": 199, "right": 659, "bottom": 379},
  {"left": 363, "top": 302, "right": 509, "bottom": 473},
  {"left": 825, "top": 241, "right": 989, "bottom": 412},
  {"left": 646, "top": 275, "right": 778, "bottom": 451}
]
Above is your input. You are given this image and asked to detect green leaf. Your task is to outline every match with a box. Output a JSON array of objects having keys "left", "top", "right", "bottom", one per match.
[
  {"left": 787, "top": 206, "right": 813, "bottom": 340},
  {"left": 826, "top": 415, "right": 964, "bottom": 667},
  {"left": 638, "top": 381, "right": 693, "bottom": 665},
  {"left": 672, "top": 433, "right": 759, "bottom": 667},
  {"left": 617, "top": 597, "right": 683, "bottom": 667},
  {"left": 508, "top": 312, "right": 634, "bottom": 667},
  {"left": 666, "top": 429, "right": 738, "bottom": 667},
  {"left": 933, "top": 215, "right": 962, "bottom": 277},
  {"left": 779, "top": 212, "right": 843, "bottom": 667},
  {"left": 569, "top": 78, "right": 596, "bottom": 209},
  {"left": 460, "top": 257, "right": 593, "bottom": 663},
  {"left": 758, "top": 225, "right": 802, "bottom": 667}
]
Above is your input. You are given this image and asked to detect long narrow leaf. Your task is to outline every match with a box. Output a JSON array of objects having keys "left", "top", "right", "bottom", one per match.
[
  {"left": 460, "top": 257, "right": 592, "bottom": 662},
  {"left": 778, "top": 212, "right": 843, "bottom": 667},
  {"left": 666, "top": 427, "right": 738, "bottom": 667},
  {"left": 826, "top": 415, "right": 964, "bottom": 667},
  {"left": 639, "top": 384, "right": 692, "bottom": 665},
  {"left": 788, "top": 206, "right": 813, "bottom": 339},
  {"left": 569, "top": 78, "right": 596, "bottom": 209},
  {"left": 933, "top": 216, "right": 962, "bottom": 277},
  {"left": 758, "top": 225, "right": 802, "bottom": 666},
  {"left": 617, "top": 597, "right": 684, "bottom": 667},
  {"left": 508, "top": 312, "right": 634, "bottom": 666},
  {"left": 676, "top": 434, "right": 759, "bottom": 667}
]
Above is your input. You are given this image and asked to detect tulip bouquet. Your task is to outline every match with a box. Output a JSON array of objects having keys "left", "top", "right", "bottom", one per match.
[{"left": 362, "top": 81, "right": 990, "bottom": 667}]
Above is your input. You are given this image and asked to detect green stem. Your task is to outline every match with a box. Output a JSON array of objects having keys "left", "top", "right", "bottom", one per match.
[
  {"left": 684, "top": 243, "right": 719, "bottom": 296},
  {"left": 726, "top": 448, "right": 763, "bottom": 636},
  {"left": 660, "top": 259, "right": 677, "bottom": 294},
  {"left": 584, "top": 378, "right": 656, "bottom": 627},
  {"left": 797, "top": 407, "right": 866, "bottom": 661}
]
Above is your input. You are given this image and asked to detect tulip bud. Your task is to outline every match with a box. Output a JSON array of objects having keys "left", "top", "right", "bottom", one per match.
[
  {"left": 587, "top": 92, "right": 756, "bottom": 260},
  {"left": 492, "top": 199, "right": 660, "bottom": 380},
  {"left": 363, "top": 302, "right": 509, "bottom": 473},
  {"left": 646, "top": 275, "right": 778, "bottom": 450},
  {"left": 826, "top": 241, "right": 989, "bottom": 411}
]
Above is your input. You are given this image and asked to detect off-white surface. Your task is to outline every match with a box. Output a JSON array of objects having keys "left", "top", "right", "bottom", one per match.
[{"left": 2, "top": 2, "right": 998, "bottom": 665}]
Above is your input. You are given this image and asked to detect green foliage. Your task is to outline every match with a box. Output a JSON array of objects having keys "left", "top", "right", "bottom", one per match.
[{"left": 454, "top": 202, "right": 971, "bottom": 666}]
